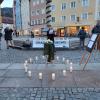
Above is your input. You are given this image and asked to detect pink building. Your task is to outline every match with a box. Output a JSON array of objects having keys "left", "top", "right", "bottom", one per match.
[{"left": 30, "top": 0, "right": 47, "bottom": 36}]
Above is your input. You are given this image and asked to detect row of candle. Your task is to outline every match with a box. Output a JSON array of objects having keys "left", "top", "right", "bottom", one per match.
[
  {"left": 24, "top": 56, "right": 71, "bottom": 64},
  {"left": 24, "top": 63, "right": 73, "bottom": 80}
]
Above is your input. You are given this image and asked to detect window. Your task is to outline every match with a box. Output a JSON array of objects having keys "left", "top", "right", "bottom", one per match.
[
  {"left": 41, "top": 0, "right": 44, "bottom": 3},
  {"left": 37, "top": 0, "right": 39, "bottom": 5},
  {"left": 82, "top": 0, "right": 89, "bottom": 7},
  {"left": 61, "top": 3, "right": 67, "bottom": 10},
  {"left": 43, "top": 19, "right": 46, "bottom": 24},
  {"left": 36, "top": 9, "right": 41, "bottom": 15},
  {"left": 61, "top": 16, "right": 66, "bottom": 22},
  {"left": 70, "top": 15, "right": 76, "bottom": 21},
  {"left": 81, "top": 13, "right": 88, "bottom": 20},
  {"left": 70, "top": 1, "right": 76, "bottom": 8},
  {"left": 42, "top": 9, "right": 45, "bottom": 14},
  {"left": 51, "top": 5, "right": 56, "bottom": 11},
  {"left": 97, "top": 12, "right": 100, "bottom": 18},
  {"left": 52, "top": 17, "right": 55, "bottom": 22},
  {"left": 32, "top": 11, "right": 36, "bottom": 16},
  {"left": 32, "top": 20, "right": 35, "bottom": 25}
]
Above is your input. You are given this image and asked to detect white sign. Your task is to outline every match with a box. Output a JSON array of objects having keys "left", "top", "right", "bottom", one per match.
[{"left": 32, "top": 38, "right": 69, "bottom": 48}]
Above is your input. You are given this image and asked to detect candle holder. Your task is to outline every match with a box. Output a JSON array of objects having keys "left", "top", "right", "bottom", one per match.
[
  {"left": 28, "top": 70, "right": 32, "bottom": 79},
  {"left": 35, "top": 56, "right": 38, "bottom": 63},
  {"left": 52, "top": 73, "right": 55, "bottom": 81},
  {"left": 24, "top": 66, "right": 28, "bottom": 73},
  {"left": 62, "top": 57, "right": 65, "bottom": 64},
  {"left": 39, "top": 72, "right": 43, "bottom": 80},
  {"left": 63, "top": 70, "right": 67, "bottom": 76},
  {"left": 70, "top": 62, "right": 73, "bottom": 73},
  {"left": 29, "top": 58, "right": 33, "bottom": 64},
  {"left": 56, "top": 56, "right": 59, "bottom": 63}
]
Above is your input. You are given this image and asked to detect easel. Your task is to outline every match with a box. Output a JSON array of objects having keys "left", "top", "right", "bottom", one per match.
[{"left": 80, "top": 34, "right": 99, "bottom": 70}]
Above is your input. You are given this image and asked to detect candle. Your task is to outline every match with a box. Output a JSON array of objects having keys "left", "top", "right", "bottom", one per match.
[
  {"left": 25, "top": 60, "right": 28, "bottom": 64},
  {"left": 52, "top": 73, "right": 55, "bottom": 80},
  {"left": 35, "top": 56, "right": 38, "bottom": 61},
  {"left": 24, "top": 66, "right": 28, "bottom": 73},
  {"left": 42, "top": 56, "right": 45, "bottom": 59},
  {"left": 56, "top": 56, "right": 59, "bottom": 61},
  {"left": 70, "top": 62, "right": 73, "bottom": 73},
  {"left": 66, "top": 59, "right": 69, "bottom": 64},
  {"left": 29, "top": 58, "right": 32, "bottom": 63},
  {"left": 24, "top": 63, "right": 27, "bottom": 67},
  {"left": 62, "top": 57, "right": 65, "bottom": 62},
  {"left": 39, "top": 73, "right": 43, "bottom": 80},
  {"left": 28, "top": 71, "right": 32, "bottom": 77},
  {"left": 63, "top": 70, "right": 67, "bottom": 76}
]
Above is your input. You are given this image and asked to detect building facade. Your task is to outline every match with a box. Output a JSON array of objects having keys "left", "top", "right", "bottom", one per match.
[
  {"left": 14, "top": 0, "right": 100, "bottom": 36},
  {"left": 49, "top": 0, "right": 100, "bottom": 36},
  {"left": 13, "top": 0, "right": 30, "bottom": 35},
  {"left": 14, "top": 0, "right": 22, "bottom": 32},
  {"left": 30, "top": 0, "right": 47, "bottom": 36},
  {"left": 21, "top": 0, "right": 30, "bottom": 35},
  {"left": 0, "top": 0, "right": 3, "bottom": 31}
]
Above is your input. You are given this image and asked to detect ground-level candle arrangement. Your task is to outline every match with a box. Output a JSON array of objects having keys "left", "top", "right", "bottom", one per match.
[{"left": 23, "top": 55, "right": 73, "bottom": 80}]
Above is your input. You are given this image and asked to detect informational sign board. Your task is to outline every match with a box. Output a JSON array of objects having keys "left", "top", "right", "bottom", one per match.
[
  {"left": 32, "top": 38, "right": 69, "bottom": 48},
  {"left": 86, "top": 34, "right": 98, "bottom": 53}
]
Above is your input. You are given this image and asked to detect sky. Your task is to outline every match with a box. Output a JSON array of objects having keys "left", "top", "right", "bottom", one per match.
[{"left": 1, "top": 0, "right": 13, "bottom": 8}]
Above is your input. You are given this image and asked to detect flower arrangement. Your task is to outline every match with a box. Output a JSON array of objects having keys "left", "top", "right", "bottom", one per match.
[{"left": 45, "top": 39, "right": 53, "bottom": 43}]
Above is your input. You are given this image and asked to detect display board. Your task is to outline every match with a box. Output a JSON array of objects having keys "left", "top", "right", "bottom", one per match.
[{"left": 86, "top": 34, "right": 98, "bottom": 53}]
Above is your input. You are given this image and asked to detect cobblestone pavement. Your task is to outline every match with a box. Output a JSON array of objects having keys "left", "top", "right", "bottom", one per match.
[
  {"left": 0, "top": 87, "right": 100, "bottom": 100},
  {"left": 0, "top": 48, "right": 100, "bottom": 64},
  {"left": 0, "top": 37, "right": 100, "bottom": 63},
  {"left": 0, "top": 37, "right": 100, "bottom": 100}
]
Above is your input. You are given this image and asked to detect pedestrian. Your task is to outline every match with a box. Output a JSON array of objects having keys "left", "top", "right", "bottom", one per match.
[
  {"left": 78, "top": 27, "right": 87, "bottom": 50},
  {"left": 4, "top": 27, "right": 14, "bottom": 49},
  {"left": 0, "top": 30, "right": 2, "bottom": 50},
  {"left": 92, "top": 23, "right": 100, "bottom": 50},
  {"left": 31, "top": 31, "right": 34, "bottom": 38}
]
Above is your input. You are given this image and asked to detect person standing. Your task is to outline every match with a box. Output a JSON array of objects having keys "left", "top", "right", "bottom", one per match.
[
  {"left": 0, "top": 30, "right": 2, "bottom": 50},
  {"left": 4, "top": 27, "right": 14, "bottom": 49},
  {"left": 47, "top": 25, "right": 55, "bottom": 43},
  {"left": 92, "top": 23, "right": 100, "bottom": 50},
  {"left": 78, "top": 27, "right": 87, "bottom": 50}
]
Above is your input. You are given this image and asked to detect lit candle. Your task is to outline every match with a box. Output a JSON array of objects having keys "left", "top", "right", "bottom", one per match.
[
  {"left": 29, "top": 58, "right": 32, "bottom": 63},
  {"left": 56, "top": 56, "right": 59, "bottom": 61},
  {"left": 62, "top": 57, "right": 65, "bottom": 62},
  {"left": 52, "top": 73, "right": 55, "bottom": 80},
  {"left": 63, "top": 70, "right": 67, "bottom": 76},
  {"left": 25, "top": 60, "right": 28, "bottom": 64},
  {"left": 39, "top": 73, "right": 43, "bottom": 80},
  {"left": 66, "top": 59, "right": 69, "bottom": 64},
  {"left": 70, "top": 62, "right": 73, "bottom": 73},
  {"left": 42, "top": 56, "right": 45, "bottom": 59},
  {"left": 28, "top": 71, "right": 32, "bottom": 77},
  {"left": 35, "top": 56, "right": 38, "bottom": 61},
  {"left": 24, "top": 66, "right": 28, "bottom": 73}
]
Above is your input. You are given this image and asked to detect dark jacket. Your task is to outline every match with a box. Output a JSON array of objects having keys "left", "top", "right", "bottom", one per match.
[
  {"left": 78, "top": 29, "right": 87, "bottom": 39},
  {"left": 4, "top": 28, "right": 13, "bottom": 40},
  {"left": 92, "top": 25, "right": 100, "bottom": 34},
  {"left": 0, "top": 33, "right": 2, "bottom": 40}
]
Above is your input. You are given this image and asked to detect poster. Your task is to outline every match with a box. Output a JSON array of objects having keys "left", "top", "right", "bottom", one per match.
[{"left": 91, "top": 34, "right": 98, "bottom": 41}]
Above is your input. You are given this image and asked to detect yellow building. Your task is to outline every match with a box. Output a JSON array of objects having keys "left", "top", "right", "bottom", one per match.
[{"left": 50, "top": 0, "right": 100, "bottom": 36}]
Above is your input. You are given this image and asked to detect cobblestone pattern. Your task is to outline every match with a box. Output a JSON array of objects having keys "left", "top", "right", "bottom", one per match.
[
  {"left": 0, "top": 49, "right": 100, "bottom": 63},
  {"left": 0, "top": 88, "right": 100, "bottom": 100}
]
